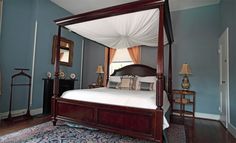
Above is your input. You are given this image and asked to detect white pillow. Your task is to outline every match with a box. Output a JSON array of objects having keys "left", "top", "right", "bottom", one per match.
[
  {"left": 109, "top": 76, "right": 121, "bottom": 82},
  {"left": 107, "top": 76, "right": 121, "bottom": 88},
  {"left": 135, "top": 76, "right": 157, "bottom": 90}
]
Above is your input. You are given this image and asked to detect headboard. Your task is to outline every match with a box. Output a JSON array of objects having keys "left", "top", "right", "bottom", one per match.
[
  {"left": 110, "top": 64, "right": 166, "bottom": 90},
  {"left": 111, "top": 64, "right": 156, "bottom": 76}
]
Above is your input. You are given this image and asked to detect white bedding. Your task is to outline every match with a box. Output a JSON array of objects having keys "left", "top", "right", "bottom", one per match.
[{"left": 61, "top": 87, "right": 170, "bottom": 129}]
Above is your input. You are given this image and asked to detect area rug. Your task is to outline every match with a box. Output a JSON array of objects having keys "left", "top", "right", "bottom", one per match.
[{"left": 0, "top": 121, "right": 185, "bottom": 143}]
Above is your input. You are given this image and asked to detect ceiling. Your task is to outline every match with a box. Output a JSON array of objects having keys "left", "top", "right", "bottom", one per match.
[{"left": 50, "top": 0, "right": 220, "bottom": 15}]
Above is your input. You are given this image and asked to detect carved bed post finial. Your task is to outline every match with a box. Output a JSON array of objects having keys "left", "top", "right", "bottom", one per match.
[{"left": 53, "top": 25, "right": 61, "bottom": 125}]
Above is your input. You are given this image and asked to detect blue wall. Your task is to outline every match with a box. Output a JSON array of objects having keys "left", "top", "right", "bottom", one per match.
[
  {"left": 220, "top": 0, "right": 236, "bottom": 126},
  {"left": 0, "top": 0, "right": 83, "bottom": 112},
  {"left": 32, "top": 0, "right": 83, "bottom": 109},
  {"left": 171, "top": 5, "right": 220, "bottom": 114},
  {"left": 0, "top": 0, "right": 35, "bottom": 112},
  {"left": 82, "top": 39, "right": 105, "bottom": 89},
  {"left": 141, "top": 5, "right": 221, "bottom": 114}
]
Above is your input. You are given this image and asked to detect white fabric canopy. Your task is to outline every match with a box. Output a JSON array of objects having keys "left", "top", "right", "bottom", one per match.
[{"left": 66, "top": 8, "right": 168, "bottom": 49}]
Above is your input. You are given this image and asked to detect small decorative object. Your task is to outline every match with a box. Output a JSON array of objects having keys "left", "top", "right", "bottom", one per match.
[
  {"left": 46, "top": 72, "right": 52, "bottom": 79},
  {"left": 179, "top": 63, "right": 192, "bottom": 90},
  {"left": 59, "top": 71, "right": 65, "bottom": 79},
  {"left": 92, "top": 82, "right": 96, "bottom": 86},
  {"left": 70, "top": 73, "right": 76, "bottom": 79},
  {"left": 96, "top": 65, "right": 104, "bottom": 86}
]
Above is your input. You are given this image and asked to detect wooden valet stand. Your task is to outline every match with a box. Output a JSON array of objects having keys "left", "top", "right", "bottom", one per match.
[{"left": 7, "top": 68, "right": 32, "bottom": 121}]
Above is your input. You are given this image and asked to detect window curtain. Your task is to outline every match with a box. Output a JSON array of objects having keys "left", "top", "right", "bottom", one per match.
[
  {"left": 103, "top": 48, "right": 116, "bottom": 86},
  {"left": 127, "top": 46, "right": 141, "bottom": 64}
]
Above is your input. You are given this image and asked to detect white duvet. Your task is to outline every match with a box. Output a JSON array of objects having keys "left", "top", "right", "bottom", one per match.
[{"left": 61, "top": 87, "right": 170, "bottom": 129}]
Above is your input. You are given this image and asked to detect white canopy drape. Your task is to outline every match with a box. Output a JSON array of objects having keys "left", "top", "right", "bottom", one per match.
[{"left": 66, "top": 8, "right": 168, "bottom": 49}]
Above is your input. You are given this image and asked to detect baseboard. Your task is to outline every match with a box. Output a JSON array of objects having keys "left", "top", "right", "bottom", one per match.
[
  {"left": 0, "top": 108, "right": 43, "bottom": 119},
  {"left": 195, "top": 112, "right": 220, "bottom": 120},
  {"left": 172, "top": 112, "right": 220, "bottom": 120},
  {"left": 228, "top": 123, "right": 236, "bottom": 138}
]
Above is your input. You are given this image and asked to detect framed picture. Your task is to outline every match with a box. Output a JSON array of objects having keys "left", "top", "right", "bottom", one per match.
[{"left": 51, "top": 35, "right": 74, "bottom": 67}]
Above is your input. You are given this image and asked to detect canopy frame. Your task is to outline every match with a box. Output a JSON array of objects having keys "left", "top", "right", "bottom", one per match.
[{"left": 52, "top": 1, "right": 174, "bottom": 142}]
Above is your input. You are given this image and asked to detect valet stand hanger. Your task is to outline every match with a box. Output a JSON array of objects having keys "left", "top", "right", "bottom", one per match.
[{"left": 7, "top": 68, "right": 32, "bottom": 120}]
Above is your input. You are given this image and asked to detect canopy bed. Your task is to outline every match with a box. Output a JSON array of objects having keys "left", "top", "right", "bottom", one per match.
[{"left": 52, "top": 0, "right": 174, "bottom": 143}]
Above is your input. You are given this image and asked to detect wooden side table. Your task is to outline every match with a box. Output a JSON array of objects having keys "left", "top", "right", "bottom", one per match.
[{"left": 171, "top": 89, "right": 196, "bottom": 118}]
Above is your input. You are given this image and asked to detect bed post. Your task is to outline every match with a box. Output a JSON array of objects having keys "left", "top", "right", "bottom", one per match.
[
  {"left": 52, "top": 25, "right": 61, "bottom": 126},
  {"left": 106, "top": 48, "right": 110, "bottom": 85},
  {"left": 157, "top": 5, "right": 164, "bottom": 110},
  {"left": 156, "top": 4, "right": 164, "bottom": 143},
  {"left": 168, "top": 44, "right": 172, "bottom": 101}
]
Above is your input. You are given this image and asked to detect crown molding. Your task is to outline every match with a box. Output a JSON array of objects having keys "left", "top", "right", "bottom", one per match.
[
  {"left": 170, "top": 0, "right": 221, "bottom": 12},
  {"left": 51, "top": 0, "right": 221, "bottom": 15}
]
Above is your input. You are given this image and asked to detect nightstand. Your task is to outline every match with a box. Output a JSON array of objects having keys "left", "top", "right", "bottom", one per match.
[
  {"left": 171, "top": 89, "right": 196, "bottom": 118},
  {"left": 88, "top": 84, "right": 104, "bottom": 89}
]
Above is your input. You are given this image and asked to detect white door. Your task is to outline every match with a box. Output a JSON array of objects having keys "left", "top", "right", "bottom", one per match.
[{"left": 219, "top": 28, "right": 229, "bottom": 128}]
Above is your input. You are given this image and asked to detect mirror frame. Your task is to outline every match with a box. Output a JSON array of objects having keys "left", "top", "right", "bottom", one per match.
[{"left": 51, "top": 35, "right": 74, "bottom": 67}]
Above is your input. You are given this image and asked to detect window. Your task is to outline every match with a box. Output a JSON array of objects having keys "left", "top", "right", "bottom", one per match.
[{"left": 109, "top": 48, "right": 133, "bottom": 75}]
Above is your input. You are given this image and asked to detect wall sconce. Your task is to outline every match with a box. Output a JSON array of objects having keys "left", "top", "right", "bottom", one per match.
[
  {"left": 179, "top": 63, "right": 192, "bottom": 90},
  {"left": 96, "top": 65, "right": 104, "bottom": 86}
]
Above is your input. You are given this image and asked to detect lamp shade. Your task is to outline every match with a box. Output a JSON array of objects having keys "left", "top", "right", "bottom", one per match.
[
  {"left": 96, "top": 65, "right": 104, "bottom": 74},
  {"left": 179, "top": 64, "right": 191, "bottom": 75}
]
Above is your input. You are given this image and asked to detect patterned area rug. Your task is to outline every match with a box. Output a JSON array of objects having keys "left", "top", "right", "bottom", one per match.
[{"left": 0, "top": 121, "right": 185, "bottom": 143}]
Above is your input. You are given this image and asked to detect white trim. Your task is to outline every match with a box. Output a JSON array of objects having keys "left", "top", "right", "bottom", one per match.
[
  {"left": 79, "top": 39, "right": 84, "bottom": 89},
  {"left": 218, "top": 27, "right": 230, "bottom": 128},
  {"left": 51, "top": 0, "right": 220, "bottom": 14},
  {"left": 195, "top": 112, "right": 220, "bottom": 120},
  {"left": 0, "top": 108, "right": 42, "bottom": 119},
  {"left": 173, "top": 112, "right": 220, "bottom": 120},
  {"left": 169, "top": 0, "right": 220, "bottom": 12},
  {"left": 0, "top": 0, "right": 3, "bottom": 37},
  {"left": 228, "top": 123, "right": 236, "bottom": 138},
  {"left": 226, "top": 27, "right": 230, "bottom": 124},
  {"left": 30, "top": 21, "right": 38, "bottom": 106}
]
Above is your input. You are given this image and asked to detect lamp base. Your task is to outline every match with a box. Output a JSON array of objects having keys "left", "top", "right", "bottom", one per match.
[
  {"left": 181, "top": 75, "right": 190, "bottom": 90},
  {"left": 96, "top": 74, "right": 103, "bottom": 86}
]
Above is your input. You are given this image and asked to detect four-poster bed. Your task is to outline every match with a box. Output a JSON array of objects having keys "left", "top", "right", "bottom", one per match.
[{"left": 52, "top": 0, "right": 174, "bottom": 143}]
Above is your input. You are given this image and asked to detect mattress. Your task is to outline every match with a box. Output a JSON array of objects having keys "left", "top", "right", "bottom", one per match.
[{"left": 61, "top": 87, "right": 170, "bottom": 129}]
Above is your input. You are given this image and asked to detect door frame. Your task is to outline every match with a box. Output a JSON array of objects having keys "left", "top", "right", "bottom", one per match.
[{"left": 218, "top": 27, "right": 230, "bottom": 128}]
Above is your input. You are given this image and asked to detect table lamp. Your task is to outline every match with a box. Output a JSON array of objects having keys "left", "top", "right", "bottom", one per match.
[
  {"left": 179, "top": 63, "right": 191, "bottom": 90},
  {"left": 96, "top": 65, "right": 104, "bottom": 86}
]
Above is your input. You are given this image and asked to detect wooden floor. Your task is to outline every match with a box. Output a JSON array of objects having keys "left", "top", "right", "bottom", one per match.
[
  {"left": 0, "top": 115, "right": 236, "bottom": 143},
  {"left": 0, "top": 115, "right": 51, "bottom": 136},
  {"left": 172, "top": 115, "right": 236, "bottom": 143}
]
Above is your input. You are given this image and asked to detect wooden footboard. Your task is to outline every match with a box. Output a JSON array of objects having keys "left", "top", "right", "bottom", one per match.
[{"left": 52, "top": 97, "right": 163, "bottom": 142}]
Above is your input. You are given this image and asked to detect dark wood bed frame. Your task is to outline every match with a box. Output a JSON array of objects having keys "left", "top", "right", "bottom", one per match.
[{"left": 52, "top": 0, "right": 174, "bottom": 143}]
